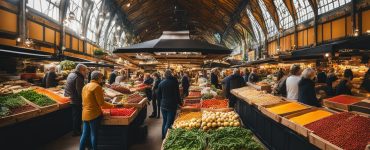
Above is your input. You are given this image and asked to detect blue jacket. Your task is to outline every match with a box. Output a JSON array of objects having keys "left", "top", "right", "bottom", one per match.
[{"left": 158, "top": 76, "right": 181, "bottom": 111}]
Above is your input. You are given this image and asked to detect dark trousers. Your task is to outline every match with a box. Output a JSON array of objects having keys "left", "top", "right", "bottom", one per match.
[
  {"left": 183, "top": 87, "right": 189, "bottom": 98},
  {"left": 151, "top": 93, "right": 161, "bottom": 117},
  {"left": 71, "top": 104, "right": 82, "bottom": 133},
  {"left": 161, "top": 108, "right": 176, "bottom": 139},
  {"left": 228, "top": 95, "right": 237, "bottom": 108}
]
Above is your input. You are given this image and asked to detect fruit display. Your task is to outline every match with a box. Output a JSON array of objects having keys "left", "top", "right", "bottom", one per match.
[
  {"left": 201, "top": 99, "right": 228, "bottom": 109},
  {"left": 34, "top": 88, "right": 70, "bottom": 103},
  {"left": 305, "top": 112, "right": 370, "bottom": 150},
  {"left": 126, "top": 93, "right": 144, "bottom": 103},
  {"left": 109, "top": 107, "right": 136, "bottom": 117},
  {"left": 325, "top": 95, "right": 364, "bottom": 105},
  {"left": 0, "top": 94, "right": 35, "bottom": 117},
  {"left": 207, "top": 127, "right": 263, "bottom": 150},
  {"left": 163, "top": 128, "right": 207, "bottom": 150},
  {"left": 188, "top": 91, "right": 201, "bottom": 98},
  {"left": 0, "top": 80, "right": 32, "bottom": 95},
  {"left": 288, "top": 110, "right": 333, "bottom": 126},
  {"left": 266, "top": 102, "right": 309, "bottom": 115},
  {"left": 110, "top": 84, "right": 132, "bottom": 94},
  {"left": 17, "top": 90, "right": 56, "bottom": 107},
  {"left": 201, "top": 111, "right": 240, "bottom": 130},
  {"left": 173, "top": 112, "right": 202, "bottom": 129}
]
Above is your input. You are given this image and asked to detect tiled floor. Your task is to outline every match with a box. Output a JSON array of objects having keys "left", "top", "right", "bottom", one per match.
[{"left": 39, "top": 105, "right": 163, "bottom": 150}]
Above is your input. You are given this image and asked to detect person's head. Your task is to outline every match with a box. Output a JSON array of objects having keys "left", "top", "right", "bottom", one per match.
[
  {"left": 301, "top": 68, "right": 316, "bottom": 80},
  {"left": 48, "top": 65, "right": 56, "bottom": 72},
  {"left": 343, "top": 69, "right": 354, "bottom": 80},
  {"left": 290, "top": 64, "right": 301, "bottom": 76},
  {"left": 164, "top": 69, "right": 172, "bottom": 78},
  {"left": 75, "top": 64, "right": 88, "bottom": 76},
  {"left": 252, "top": 68, "right": 258, "bottom": 73},
  {"left": 152, "top": 72, "right": 160, "bottom": 79},
  {"left": 233, "top": 68, "right": 240, "bottom": 75},
  {"left": 90, "top": 71, "right": 103, "bottom": 83}
]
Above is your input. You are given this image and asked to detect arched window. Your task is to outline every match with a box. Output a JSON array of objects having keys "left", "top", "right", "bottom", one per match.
[
  {"left": 274, "top": 0, "right": 294, "bottom": 29},
  {"left": 293, "top": 0, "right": 314, "bottom": 24},
  {"left": 87, "top": 0, "right": 102, "bottom": 42},
  {"left": 27, "top": 0, "right": 60, "bottom": 21},
  {"left": 98, "top": 14, "right": 112, "bottom": 48},
  {"left": 119, "top": 31, "right": 126, "bottom": 47},
  {"left": 318, "top": 0, "right": 351, "bottom": 14},
  {"left": 66, "top": 0, "right": 83, "bottom": 35},
  {"left": 258, "top": 0, "right": 278, "bottom": 38},
  {"left": 106, "top": 23, "right": 118, "bottom": 51},
  {"left": 247, "top": 9, "right": 265, "bottom": 44}
]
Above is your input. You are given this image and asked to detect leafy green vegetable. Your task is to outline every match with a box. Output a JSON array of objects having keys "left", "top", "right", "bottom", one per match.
[
  {"left": 207, "top": 127, "right": 263, "bottom": 150},
  {"left": 201, "top": 93, "right": 214, "bottom": 100},
  {"left": 17, "top": 90, "right": 56, "bottom": 107},
  {"left": 0, "top": 94, "right": 27, "bottom": 117},
  {"left": 60, "top": 60, "right": 76, "bottom": 70},
  {"left": 163, "top": 128, "right": 207, "bottom": 150}
]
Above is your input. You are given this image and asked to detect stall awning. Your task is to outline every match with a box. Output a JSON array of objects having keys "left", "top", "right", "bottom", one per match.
[
  {"left": 75, "top": 62, "right": 115, "bottom": 68},
  {"left": 0, "top": 45, "right": 52, "bottom": 59}
]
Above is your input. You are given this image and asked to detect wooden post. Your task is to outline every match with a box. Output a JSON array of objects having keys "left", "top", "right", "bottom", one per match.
[{"left": 18, "top": 0, "right": 26, "bottom": 46}]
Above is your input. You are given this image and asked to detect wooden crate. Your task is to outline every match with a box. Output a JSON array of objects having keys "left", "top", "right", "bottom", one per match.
[
  {"left": 0, "top": 99, "right": 40, "bottom": 127},
  {"left": 323, "top": 96, "right": 365, "bottom": 111},
  {"left": 101, "top": 108, "right": 139, "bottom": 126},
  {"left": 247, "top": 82, "right": 271, "bottom": 92},
  {"left": 124, "top": 98, "right": 147, "bottom": 108},
  {"left": 0, "top": 115, "right": 16, "bottom": 128},
  {"left": 309, "top": 133, "right": 344, "bottom": 150},
  {"left": 21, "top": 96, "right": 59, "bottom": 116},
  {"left": 281, "top": 108, "right": 335, "bottom": 138},
  {"left": 260, "top": 101, "right": 311, "bottom": 123}
]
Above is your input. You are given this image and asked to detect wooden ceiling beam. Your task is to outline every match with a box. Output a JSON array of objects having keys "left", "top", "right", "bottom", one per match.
[{"left": 221, "top": 0, "right": 249, "bottom": 44}]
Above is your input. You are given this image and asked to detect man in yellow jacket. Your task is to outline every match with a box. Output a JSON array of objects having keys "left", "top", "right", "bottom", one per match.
[{"left": 79, "top": 71, "right": 117, "bottom": 150}]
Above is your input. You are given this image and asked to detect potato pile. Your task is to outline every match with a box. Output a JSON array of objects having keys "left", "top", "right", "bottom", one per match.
[
  {"left": 201, "top": 111, "right": 240, "bottom": 130},
  {"left": 173, "top": 112, "right": 202, "bottom": 129}
]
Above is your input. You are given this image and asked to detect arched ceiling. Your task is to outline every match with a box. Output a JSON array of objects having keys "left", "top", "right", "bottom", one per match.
[{"left": 115, "top": 0, "right": 323, "bottom": 46}]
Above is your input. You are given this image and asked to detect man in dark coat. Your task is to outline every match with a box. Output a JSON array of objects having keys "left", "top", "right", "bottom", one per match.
[
  {"left": 45, "top": 65, "right": 59, "bottom": 88},
  {"left": 64, "top": 64, "right": 88, "bottom": 136},
  {"left": 181, "top": 72, "right": 190, "bottom": 98},
  {"left": 316, "top": 67, "right": 327, "bottom": 83},
  {"left": 157, "top": 70, "right": 181, "bottom": 139},
  {"left": 248, "top": 68, "right": 259, "bottom": 83},
  {"left": 210, "top": 68, "right": 221, "bottom": 89},
  {"left": 223, "top": 68, "right": 246, "bottom": 107},
  {"left": 298, "top": 68, "right": 321, "bottom": 107},
  {"left": 144, "top": 73, "right": 154, "bottom": 103},
  {"left": 108, "top": 70, "right": 117, "bottom": 85}
]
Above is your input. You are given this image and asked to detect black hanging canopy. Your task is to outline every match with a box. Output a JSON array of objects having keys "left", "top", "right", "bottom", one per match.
[
  {"left": 113, "top": 31, "right": 232, "bottom": 55},
  {"left": 0, "top": 44, "right": 53, "bottom": 59}
]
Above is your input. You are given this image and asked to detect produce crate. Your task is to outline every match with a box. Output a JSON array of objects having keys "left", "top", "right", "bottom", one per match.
[
  {"left": 21, "top": 96, "right": 59, "bottom": 116},
  {"left": 124, "top": 98, "right": 147, "bottom": 108},
  {"left": 36, "top": 88, "right": 71, "bottom": 109},
  {"left": 323, "top": 95, "right": 365, "bottom": 111},
  {"left": 101, "top": 108, "right": 139, "bottom": 125},
  {"left": 104, "top": 88, "right": 123, "bottom": 98},
  {"left": 308, "top": 133, "right": 344, "bottom": 150},
  {"left": 349, "top": 100, "right": 370, "bottom": 115},
  {"left": 280, "top": 108, "right": 335, "bottom": 138},
  {"left": 201, "top": 107, "right": 233, "bottom": 112},
  {"left": 0, "top": 99, "right": 40, "bottom": 127},
  {"left": 260, "top": 101, "right": 311, "bottom": 123},
  {"left": 184, "top": 98, "right": 201, "bottom": 104},
  {"left": 247, "top": 82, "right": 271, "bottom": 92}
]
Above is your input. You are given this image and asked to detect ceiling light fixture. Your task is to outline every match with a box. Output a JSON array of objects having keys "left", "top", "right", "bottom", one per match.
[{"left": 126, "top": 3, "right": 131, "bottom": 7}]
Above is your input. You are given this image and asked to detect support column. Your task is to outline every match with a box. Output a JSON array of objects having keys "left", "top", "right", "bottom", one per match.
[
  {"left": 352, "top": 0, "right": 358, "bottom": 35},
  {"left": 18, "top": 0, "right": 27, "bottom": 46}
]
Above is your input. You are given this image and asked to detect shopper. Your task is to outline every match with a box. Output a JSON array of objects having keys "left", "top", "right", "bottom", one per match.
[
  {"left": 275, "top": 74, "right": 289, "bottom": 97},
  {"left": 115, "top": 70, "right": 126, "bottom": 84},
  {"left": 276, "top": 68, "right": 285, "bottom": 81},
  {"left": 286, "top": 64, "right": 301, "bottom": 100},
  {"left": 326, "top": 68, "right": 338, "bottom": 96},
  {"left": 181, "top": 72, "right": 190, "bottom": 97},
  {"left": 149, "top": 72, "right": 162, "bottom": 118},
  {"left": 79, "top": 71, "right": 117, "bottom": 150},
  {"left": 108, "top": 70, "right": 117, "bottom": 85},
  {"left": 64, "top": 64, "right": 88, "bottom": 136},
  {"left": 243, "top": 68, "right": 250, "bottom": 83},
  {"left": 45, "top": 65, "right": 60, "bottom": 88},
  {"left": 210, "top": 68, "right": 220, "bottom": 89},
  {"left": 316, "top": 67, "right": 327, "bottom": 83},
  {"left": 298, "top": 68, "right": 321, "bottom": 107},
  {"left": 223, "top": 68, "right": 246, "bottom": 107},
  {"left": 335, "top": 69, "right": 354, "bottom": 95},
  {"left": 360, "top": 69, "right": 370, "bottom": 92},
  {"left": 157, "top": 69, "right": 181, "bottom": 139},
  {"left": 144, "top": 73, "right": 154, "bottom": 103},
  {"left": 248, "top": 68, "right": 259, "bottom": 83}
]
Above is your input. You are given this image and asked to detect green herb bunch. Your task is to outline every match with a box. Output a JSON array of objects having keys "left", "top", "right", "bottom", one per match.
[
  {"left": 163, "top": 128, "right": 207, "bottom": 150},
  {"left": 0, "top": 94, "right": 27, "bottom": 117},
  {"left": 17, "top": 90, "right": 56, "bottom": 106}
]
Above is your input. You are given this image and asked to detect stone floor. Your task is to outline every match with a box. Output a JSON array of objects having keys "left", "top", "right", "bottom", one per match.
[{"left": 39, "top": 105, "right": 163, "bottom": 150}]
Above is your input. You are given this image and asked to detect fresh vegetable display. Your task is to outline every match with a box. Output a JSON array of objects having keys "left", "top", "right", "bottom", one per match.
[
  {"left": 126, "top": 93, "right": 144, "bottom": 103},
  {"left": 17, "top": 90, "right": 56, "bottom": 106},
  {"left": 0, "top": 94, "right": 31, "bottom": 117},
  {"left": 207, "top": 127, "right": 263, "bottom": 150},
  {"left": 163, "top": 128, "right": 207, "bottom": 150},
  {"left": 34, "top": 88, "right": 70, "bottom": 103},
  {"left": 110, "top": 107, "right": 136, "bottom": 117},
  {"left": 173, "top": 112, "right": 202, "bottom": 129},
  {"left": 59, "top": 60, "right": 76, "bottom": 70},
  {"left": 237, "top": 87, "right": 282, "bottom": 106},
  {"left": 201, "top": 111, "right": 240, "bottom": 130},
  {"left": 201, "top": 99, "right": 228, "bottom": 109},
  {"left": 266, "top": 102, "right": 308, "bottom": 115},
  {"left": 325, "top": 95, "right": 363, "bottom": 105},
  {"left": 288, "top": 110, "right": 333, "bottom": 126},
  {"left": 188, "top": 91, "right": 201, "bottom": 98},
  {"left": 305, "top": 112, "right": 370, "bottom": 150}
]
